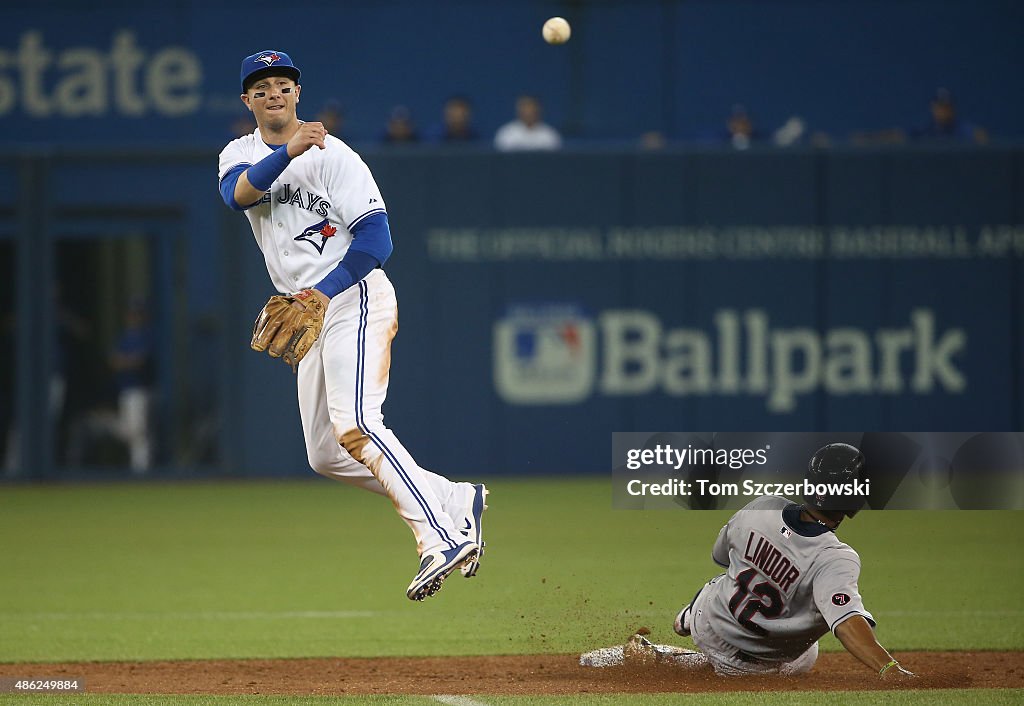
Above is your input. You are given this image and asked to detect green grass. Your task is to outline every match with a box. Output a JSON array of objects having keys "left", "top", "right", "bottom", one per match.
[
  {"left": 0, "top": 691, "right": 1022, "bottom": 705},
  {"left": 0, "top": 479, "right": 1021, "bottom": 663}
]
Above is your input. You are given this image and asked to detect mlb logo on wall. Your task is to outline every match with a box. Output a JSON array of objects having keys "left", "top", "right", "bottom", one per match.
[{"left": 493, "top": 304, "right": 596, "bottom": 404}]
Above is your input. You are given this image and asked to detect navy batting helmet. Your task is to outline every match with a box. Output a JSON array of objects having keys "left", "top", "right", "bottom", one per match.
[{"left": 803, "top": 443, "right": 866, "bottom": 517}]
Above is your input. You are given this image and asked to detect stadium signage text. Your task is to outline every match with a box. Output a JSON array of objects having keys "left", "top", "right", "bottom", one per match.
[
  {"left": 0, "top": 30, "right": 202, "bottom": 117},
  {"left": 494, "top": 307, "right": 966, "bottom": 412}
]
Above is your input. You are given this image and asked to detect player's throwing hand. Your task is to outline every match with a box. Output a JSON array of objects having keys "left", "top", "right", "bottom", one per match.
[{"left": 287, "top": 121, "right": 328, "bottom": 158}]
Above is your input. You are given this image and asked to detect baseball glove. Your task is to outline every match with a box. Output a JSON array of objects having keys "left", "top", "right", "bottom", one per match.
[{"left": 250, "top": 289, "right": 326, "bottom": 372}]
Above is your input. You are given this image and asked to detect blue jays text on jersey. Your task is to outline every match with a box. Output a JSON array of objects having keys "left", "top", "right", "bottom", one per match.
[{"left": 251, "top": 183, "right": 332, "bottom": 218}]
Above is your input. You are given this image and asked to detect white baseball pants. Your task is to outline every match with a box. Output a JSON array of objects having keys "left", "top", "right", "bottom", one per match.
[
  {"left": 689, "top": 579, "right": 819, "bottom": 676},
  {"left": 296, "top": 268, "right": 470, "bottom": 555}
]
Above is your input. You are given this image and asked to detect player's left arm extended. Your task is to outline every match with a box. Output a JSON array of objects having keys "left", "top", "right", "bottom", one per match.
[{"left": 834, "top": 615, "right": 916, "bottom": 680}]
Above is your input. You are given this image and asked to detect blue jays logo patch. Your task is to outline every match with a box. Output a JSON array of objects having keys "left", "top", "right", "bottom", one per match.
[
  {"left": 294, "top": 218, "right": 338, "bottom": 254},
  {"left": 256, "top": 53, "right": 281, "bottom": 67}
]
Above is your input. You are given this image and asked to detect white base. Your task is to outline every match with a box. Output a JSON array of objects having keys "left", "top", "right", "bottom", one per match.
[{"left": 579, "top": 644, "right": 708, "bottom": 669}]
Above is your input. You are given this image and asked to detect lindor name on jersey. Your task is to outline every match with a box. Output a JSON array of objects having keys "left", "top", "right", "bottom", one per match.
[{"left": 744, "top": 532, "right": 801, "bottom": 592}]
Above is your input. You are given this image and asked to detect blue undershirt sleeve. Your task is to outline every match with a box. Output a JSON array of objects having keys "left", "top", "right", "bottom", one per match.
[
  {"left": 219, "top": 164, "right": 251, "bottom": 211},
  {"left": 219, "top": 145, "right": 293, "bottom": 211},
  {"left": 346, "top": 211, "right": 393, "bottom": 264},
  {"left": 246, "top": 145, "right": 292, "bottom": 191},
  {"left": 314, "top": 212, "right": 394, "bottom": 298}
]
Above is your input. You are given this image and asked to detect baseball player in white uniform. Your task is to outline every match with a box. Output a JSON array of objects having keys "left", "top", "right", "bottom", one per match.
[
  {"left": 673, "top": 444, "right": 916, "bottom": 680},
  {"left": 217, "top": 50, "right": 487, "bottom": 601}
]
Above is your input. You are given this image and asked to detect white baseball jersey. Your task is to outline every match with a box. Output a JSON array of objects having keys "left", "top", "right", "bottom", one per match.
[
  {"left": 693, "top": 495, "right": 874, "bottom": 664},
  {"left": 218, "top": 126, "right": 476, "bottom": 561},
  {"left": 217, "top": 127, "right": 385, "bottom": 294}
]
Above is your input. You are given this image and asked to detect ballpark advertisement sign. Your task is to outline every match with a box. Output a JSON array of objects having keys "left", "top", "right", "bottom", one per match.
[
  {"left": 494, "top": 306, "right": 966, "bottom": 413},
  {"left": 0, "top": 30, "right": 202, "bottom": 119},
  {"left": 493, "top": 304, "right": 597, "bottom": 404}
]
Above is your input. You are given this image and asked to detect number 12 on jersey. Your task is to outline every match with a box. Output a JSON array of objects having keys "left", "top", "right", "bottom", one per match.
[{"left": 728, "top": 567, "right": 784, "bottom": 635}]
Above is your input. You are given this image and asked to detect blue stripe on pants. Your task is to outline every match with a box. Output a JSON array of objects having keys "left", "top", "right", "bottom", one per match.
[{"left": 354, "top": 280, "right": 456, "bottom": 549}]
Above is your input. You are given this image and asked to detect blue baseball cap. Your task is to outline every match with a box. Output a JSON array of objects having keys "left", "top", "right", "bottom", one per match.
[{"left": 240, "top": 50, "right": 301, "bottom": 92}]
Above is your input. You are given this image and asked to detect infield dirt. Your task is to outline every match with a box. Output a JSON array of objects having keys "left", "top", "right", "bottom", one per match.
[{"left": 0, "top": 651, "right": 1020, "bottom": 695}]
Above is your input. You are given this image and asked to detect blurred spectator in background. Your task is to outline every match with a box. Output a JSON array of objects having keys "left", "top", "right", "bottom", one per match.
[
  {"left": 772, "top": 116, "right": 833, "bottom": 148},
  {"left": 721, "top": 104, "right": 764, "bottom": 150},
  {"left": 380, "top": 105, "right": 420, "bottom": 145},
  {"left": 773, "top": 116, "right": 807, "bottom": 147},
  {"left": 427, "top": 95, "right": 479, "bottom": 143},
  {"left": 910, "top": 88, "right": 988, "bottom": 144},
  {"left": 68, "top": 299, "right": 155, "bottom": 474},
  {"left": 851, "top": 88, "right": 988, "bottom": 146},
  {"left": 494, "top": 94, "right": 562, "bottom": 151},
  {"left": 316, "top": 100, "right": 346, "bottom": 140},
  {"left": 109, "top": 299, "right": 155, "bottom": 473}
]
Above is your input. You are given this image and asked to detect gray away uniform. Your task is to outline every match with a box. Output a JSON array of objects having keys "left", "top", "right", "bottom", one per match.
[{"left": 688, "top": 495, "right": 875, "bottom": 675}]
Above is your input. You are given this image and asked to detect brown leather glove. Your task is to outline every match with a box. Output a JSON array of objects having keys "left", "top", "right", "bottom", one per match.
[{"left": 250, "top": 289, "right": 326, "bottom": 372}]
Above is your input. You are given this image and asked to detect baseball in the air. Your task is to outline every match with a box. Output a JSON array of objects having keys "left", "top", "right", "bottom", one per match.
[{"left": 542, "top": 17, "right": 571, "bottom": 44}]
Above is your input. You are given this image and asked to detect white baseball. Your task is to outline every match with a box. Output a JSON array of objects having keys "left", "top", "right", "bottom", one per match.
[{"left": 542, "top": 17, "right": 571, "bottom": 44}]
